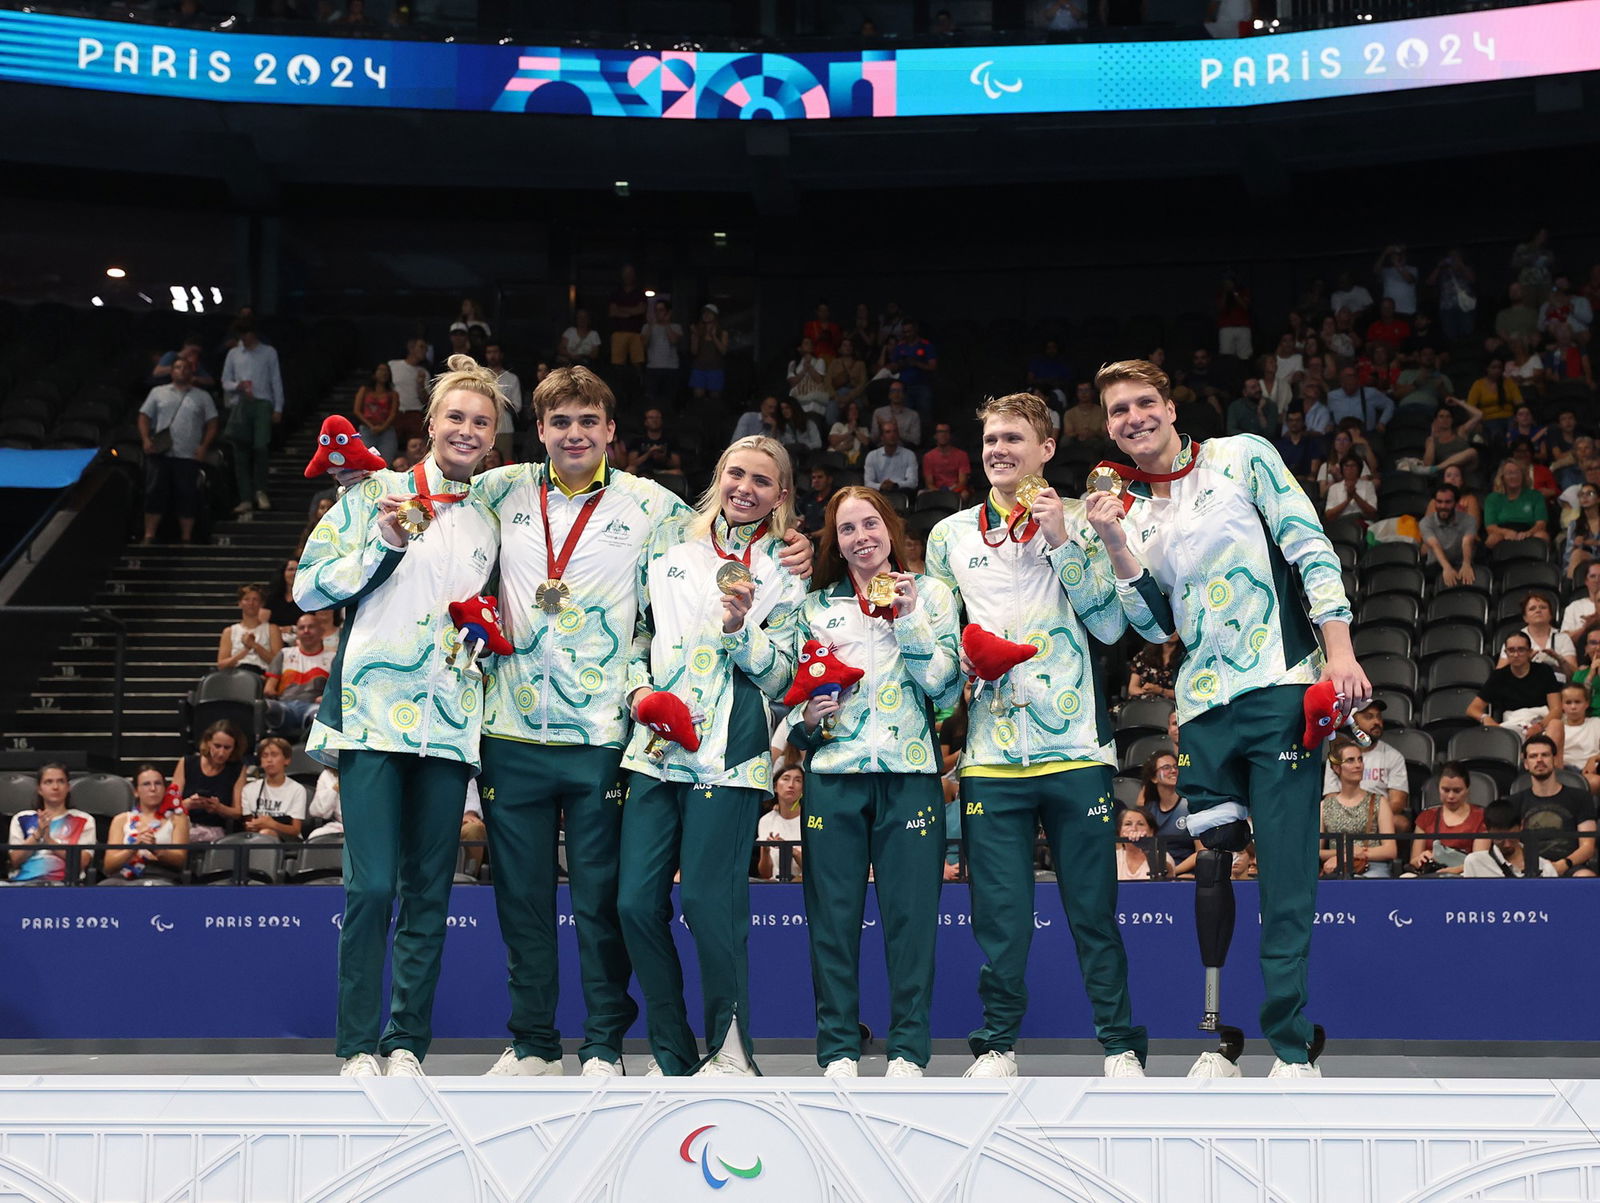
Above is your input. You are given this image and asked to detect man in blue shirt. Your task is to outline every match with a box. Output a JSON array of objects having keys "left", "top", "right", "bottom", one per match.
[
  {"left": 1326, "top": 366, "right": 1393, "bottom": 433},
  {"left": 1274, "top": 409, "right": 1324, "bottom": 490},
  {"left": 886, "top": 319, "right": 938, "bottom": 429}
]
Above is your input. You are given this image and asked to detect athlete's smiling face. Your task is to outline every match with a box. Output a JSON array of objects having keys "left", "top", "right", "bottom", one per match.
[
  {"left": 1102, "top": 379, "right": 1179, "bottom": 468},
  {"left": 834, "top": 495, "right": 892, "bottom": 579},
  {"left": 539, "top": 399, "right": 615, "bottom": 486},
  {"left": 719, "top": 448, "right": 786, "bottom": 526},
  {"left": 980, "top": 415, "right": 1052, "bottom": 491},
  {"left": 429, "top": 390, "right": 498, "bottom": 480}
]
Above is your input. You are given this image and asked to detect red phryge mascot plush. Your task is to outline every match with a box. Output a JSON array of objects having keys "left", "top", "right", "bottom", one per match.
[
  {"left": 961, "top": 624, "right": 1039, "bottom": 681},
  {"left": 448, "top": 595, "right": 513, "bottom": 677},
  {"left": 637, "top": 691, "right": 703, "bottom": 759},
  {"left": 304, "top": 416, "right": 387, "bottom": 479},
  {"left": 1301, "top": 679, "right": 1372, "bottom": 751},
  {"left": 783, "top": 639, "right": 866, "bottom": 711}
]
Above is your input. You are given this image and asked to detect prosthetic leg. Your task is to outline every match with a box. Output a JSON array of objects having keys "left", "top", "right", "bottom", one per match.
[{"left": 1188, "top": 841, "right": 1245, "bottom": 1078}]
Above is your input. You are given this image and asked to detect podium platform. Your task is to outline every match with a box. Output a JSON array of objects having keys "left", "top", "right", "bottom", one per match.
[{"left": 2, "top": 1076, "right": 1598, "bottom": 1202}]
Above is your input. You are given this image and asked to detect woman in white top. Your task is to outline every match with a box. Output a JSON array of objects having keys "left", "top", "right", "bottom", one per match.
[
  {"left": 558, "top": 309, "right": 601, "bottom": 365},
  {"left": 1315, "top": 429, "right": 1376, "bottom": 497},
  {"left": 754, "top": 765, "right": 804, "bottom": 880},
  {"left": 103, "top": 764, "right": 190, "bottom": 883},
  {"left": 1498, "top": 593, "right": 1577, "bottom": 679},
  {"left": 216, "top": 582, "right": 281, "bottom": 672},
  {"left": 1115, "top": 808, "right": 1154, "bottom": 881},
  {"left": 307, "top": 768, "right": 343, "bottom": 840},
  {"left": 828, "top": 399, "right": 872, "bottom": 465},
  {"left": 1554, "top": 684, "right": 1600, "bottom": 792},
  {"left": 786, "top": 336, "right": 831, "bottom": 418}
]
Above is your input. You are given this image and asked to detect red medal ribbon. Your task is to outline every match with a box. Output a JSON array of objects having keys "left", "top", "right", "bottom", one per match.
[
  {"left": 409, "top": 462, "right": 469, "bottom": 521},
  {"left": 710, "top": 519, "right": 770, "bottom": 567},
  {"left": 979, "top": 499, "right": 1038, "bottom": 547},
  {"left": 1094, "top": 441, "right": 1203, "bottom": 512},
  {"left": 539, "top": 474, "right": 607, "bottom": 584},
  {"left": 848, "top": 565, "right": 898, "bottom": 621}
]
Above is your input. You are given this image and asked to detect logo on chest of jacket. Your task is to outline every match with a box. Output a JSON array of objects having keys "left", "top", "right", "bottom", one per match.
[
  {"left": 825, "top": 616, "right": 847, "bottom": 630},
  {"left": 806, "top": 814, "right": 825, "bottom": 830},
  {"left": 967, "top": 555, "right": 990, "bottom": 569},
  {"left": 599, "top": 518, "right": 633, "bottom": 545},
  {"left": 472, "top": 547, "right": 489, "bottom": 570},
  {"left": 667, "top": 566, "right": 687, "bottom": 579}
]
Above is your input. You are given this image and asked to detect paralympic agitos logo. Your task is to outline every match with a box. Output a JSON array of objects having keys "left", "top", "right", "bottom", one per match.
[{"left": 680, "top": 1124, "right": 763, "bottom": 1190}]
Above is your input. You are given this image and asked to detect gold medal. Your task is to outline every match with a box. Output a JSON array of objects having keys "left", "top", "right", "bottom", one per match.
[
  {"left": 535, "top": 578, "right": 571, "bottom": 614},
  {"left": 867, "top": 573, "right": 896, "bottom": 608},
  {"left": 1086, "top": 466, "right": 1125, "bottom": 496},
  {"left": 716, "top": 561, "right": 754, "bottom": 595},
  {"left": 1014, "top": 474, "right": 1048, "bottom": 510},
  {"left": 395, "top": 498, "right": 431, "bottom": 536}
]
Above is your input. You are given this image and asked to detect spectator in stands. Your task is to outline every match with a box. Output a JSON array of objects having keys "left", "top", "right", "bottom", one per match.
[
  {"left": 1491, "top": 282, "right": 1541, "bottom": 356},
  {"left": 1365, "top": 298, "right": 1411, "bottom": 352},
  {"left": 1127, "top": 631, "right": 1182, "bottom": 701},
  {"left": 558, "top": 309, "right": 601, "bottom": 368},
  {"left": 827, "top": 338, "right": 867, "bottom": 425},
  {"left": 883, "top": 319, "right": 937, "bottom": 424},
  {"left": 1115, "top": 807, "right": 1155, "bottom": 881},
  {"left": 1501, "top": 593, "right": 1577, "bottom": 680},
  {"left": 386, "top": 338, "right": 429, "bottom": 450},
  {"left": 1544, "top": 322, "right": 1595, "bottom": 388},
  {"left": 443, "top": 323, "right": 473, "bottom": 369},
  {"left": 1421, "top": 403, "right": 1481, "bottom": 479},
  {"left": 642, "top": 299, "right": 682, "bottom": 408},
  {"left": 1319, "top": 737, "right": 1397, "bottom": 878},
  {"left": 872, "top": 381, "right": 923, "bottom": 449},
  {"left": 626, "top": 407, "right": 683, "bottom": 479},
  {"left": 1316, "top": 427, "right": 1377, "bottom": 496},
  {"left": 1175, "top": 386, "right": 1226, "bottom": 442},
  {"left": 456, "top": 298, "right": 490, "bottom": 345},
  {"left": 689, "top": 305, "right": 729, "bottom": 403},
  {"left": 1419, "top": 484, "right": 1478, "bottom": 586},
  {"left": 1213, "top": 276, "right": 1253, "bottom": 359},
  {"left": 1504, "top": 404, "right": 1541, "bottom": 454},
  {"left": 102, "top": 765, "right": 190, "bottom": 884},
  {"left": 1320, "top": 699, "right": 1410, "bottom": 832},
  {"left": 921, "top": 422, "right": 971, "bottom": 499},
  {"left": 221, "top": 319, "right": 284, "bottom": 514},
  {"left": 798, "top": 464, "right": 837, "bottom": 537},
  {"left": 864, "top": 420, "right": 918, "bottom": 493},
  {"left": 1554, "top": 684, "right": 1600, "bottom": 792},
  {"left": 775, "top": 398, "right": 822, "bottom": 454},
  {"left": 732, "top": 395, "right": 780, "bottom": 443},
  {"left": 1405, "top": 761, "right": 1486, "bottom": 876},
  {"left": 1326, "top": 366, "right": 1392, "bottom": 433},
  {"left": 1360, "top": 342, "right": 1400, "bottom": 393},
  {"left": 1507, "top": 440, "right": 1560, "bottom": 506},
  {"left": 1060, "top": 381, "right": 1109, "bottom": 444},
  {"left": 262, "top": 557, "right": 306, "bottom": 634},
  {"left": 1027, "top": 339, "right": 1072, "bottom": 391},
  {"left": 1505, "top": 334, "right": 1545, "bottom": 391},
  {"left": 1539, "top": 278, "right": 1592, "bottom": 343},
  {"left": 171, "top": 721, "right": 245, "bottom": 843},
  {"left": 264, "top": 614, "right": 332, "bottom": 735},
  {"left": 307, "top": 767, "right": 341, "bottom": 841},
  {"left": 1328, "top": 310, "right": 1360, "bottom": 359},
  {"left": 1463, "top": 798, "right": 1557, "bottom": 878},
  {"left": 1562, "top": 562, "right": 1600, "bottom": 633},
  {"left": 5, "top": 764, "right": 93, "bottom": 884},
  {"left": 802, "top": 303, "right": 841, "bottom": 362},
  {"left": 137, "top": 355, "right": 217, "bottom": 546},
  {"left": 352, "top": 363, "right": 399, "bottom": 467},
  {"left": 216, "top": 583, "right": 280, "bottom": 672},
  {"left": 484, "top": 342, "right": 522, "bottom": 462},
  {"left": 1469, "top": 632, "right": 1560, "bottom": 739},
  {"left": 1138, "top": 750, "right": 1195, "bottom": 877},
  {"left": 1271, "top": 331, "right": 1304, "bottom": 386},
  {"left": 1546, "top": 415, "right": 1585, "bottom": 490},
  {"left": 1043, "top": 0, "right": 1089, "bottom": 30},
  {"left": 152, "top": 335, "right": 216, "bottom": 388},
  {"left": 216, "top": 737, "right": 306, "bottom": 840},
  {"left": 1273, "top": 409, "right": 1323, "bottom": 492},
  {"left": 1440, "top": 464, "right": 1481, "bottom": 524},
  {"left": 607, "top": 265, "right": 647, "bottom": 373},
  {"left": 754, "top": 765, "right": 804, "bottom": 881},
  {"left": 787, "top": 337, "right": 831, "bottom": 420},
  {"left": 1374, "top": 243, "right": 1419, "bottom": 317},
  {"left": 848, "top": 302, "right": 879, "bottom": 362},
  {"left": 1394, "top": 346, "right": 1454, "bottom": 413},
  {"left": 1225, "top": 377, "right": 1277, "bottom": 438},
  {"left": 1324, "top": 456, "right": 1377, "bottom": 525},
  {"left": 829, "top": 399, "right": 871, "bottom": 465},
  {"left": 1484, "top": 460, "right": 1549, "bottom": 548},
  {"left": 1466, "top": 358, "right": 1520, "bottom": 445},
  {"left": 1330, "top": 270, "right": 1374, "bottom": 321},
  {"left": 1508, "top": 735, "right": 1597, "bottom": 875},
  {"left": 1428, "top": 248, "right": 1477, "bottom": 342}
]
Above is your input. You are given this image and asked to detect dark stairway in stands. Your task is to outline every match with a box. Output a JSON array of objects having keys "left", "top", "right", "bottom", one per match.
[{"left": 9, "top": 380, "right": 358, "bottom": 775}]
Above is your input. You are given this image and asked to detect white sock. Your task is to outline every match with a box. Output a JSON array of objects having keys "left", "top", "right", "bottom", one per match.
[{"left": 718, "top": 1016, "right": 750, "bottom": 1069}]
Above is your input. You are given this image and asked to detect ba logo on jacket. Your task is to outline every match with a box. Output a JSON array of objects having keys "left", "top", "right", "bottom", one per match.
[{"left": 967, "top": 556, "right": 990, "bottom": 569}]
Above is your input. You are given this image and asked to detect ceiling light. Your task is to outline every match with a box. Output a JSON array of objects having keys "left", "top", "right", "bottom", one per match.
[
  {"left": 91, "top": 296, "right": 104, "bottom": 307},
  {"left": 106, "top": 266, "right": 126, "bottom": 278}
]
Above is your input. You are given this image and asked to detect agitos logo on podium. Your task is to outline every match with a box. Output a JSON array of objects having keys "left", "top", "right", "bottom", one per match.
[{"left": 680, "top": 1124, "right": 764, "bottom": 1190}]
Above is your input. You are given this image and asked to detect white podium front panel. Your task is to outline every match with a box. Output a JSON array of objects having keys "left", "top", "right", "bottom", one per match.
[{"left": 0, "top": 1077, "right": 1598, "bottom": 1201}]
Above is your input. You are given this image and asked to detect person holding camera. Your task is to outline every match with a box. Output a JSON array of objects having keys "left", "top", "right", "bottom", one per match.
[
  {"left": 1406, "top": 762, "right": 1488, "bottom": 877},
  {"left": 1373, "top": 244, "right": 1418, "bottom": 318}
]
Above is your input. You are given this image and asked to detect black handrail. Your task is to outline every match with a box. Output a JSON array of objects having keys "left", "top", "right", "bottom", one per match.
[{"left": 0, "top": 606, "right": 126, "bottom": 763}]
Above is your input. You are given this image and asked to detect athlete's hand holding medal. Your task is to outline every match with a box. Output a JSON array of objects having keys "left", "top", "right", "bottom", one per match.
[
  {"left": 1082, "top": 466, "right": 1129, "bottom": 553},
  {"left": 1017, "top": 474, "right": 1071, "bottom": 548}
]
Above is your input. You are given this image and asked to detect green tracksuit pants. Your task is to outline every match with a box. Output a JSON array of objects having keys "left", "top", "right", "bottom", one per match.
[
  {"left": 1179, "top": 683, "right": 1321, "bottom": 1063},
  {"left": 959, "top": 763, "right": 1147, "bottom": 1061},
  {"left": 616, "top": 773, "right": 762, "bottom": 1075},
  {"left": 479, "top": 738, "right": 636, "bottom": 1065},
  {"left": 226, "top": 394, "right": 272, "bottom": 500},
  {"left": 802, "top": 772, "right": 946, "bottom": 1068},
  {"left": 334, "top": 748, "right": 472, "bottom": 1060}
]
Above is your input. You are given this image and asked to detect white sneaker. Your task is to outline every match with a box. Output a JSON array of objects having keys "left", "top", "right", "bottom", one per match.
[
  {"left": 483, "top": 1048, "right": 563, "bottom": 1077},
  {"left": 962, "top": 1050, "right": 1017, "bottom": 1079},
  {"left": 580, "top": 1057, "right": 622, "bottom": 1078},
  {"left": 1104, "top": 1050, "right": 1145, "bottom": 1078},
  {"left": 255, "top": 491, "right": 272, "bottom": 511},
  {"left": 885, "top": 1058, "right": 923, "bottom": 1078},
  {"left": 1268, "top": 1059, "right": 1322, "bottom": 1079},
  {"left": 385, "top": 1049, "right": 425, "bottom": 1077},
  {"left": 696, "top": 1051, "right": 757, "bottom": 1078},
  {"left": 643, "top": 1059, "right": 665, "bottom": 1078},
  {"left": 232, "top": 500, "right": 253, "bottom": 515},
  {"left": 339, "top": 1053, "right": 381, "bottom": 1077},
  {"left": 823, "top": 1058, "right": 858, "bottom": 1081},
  {"left": 1188, "top": 1051, "right": 1243, "bottom": 1079}
]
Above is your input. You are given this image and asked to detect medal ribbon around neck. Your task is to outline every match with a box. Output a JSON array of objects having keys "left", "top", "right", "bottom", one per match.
[
  {"left": 1093, "top": 442, "right": 1201, "bottom": 513},
  {"left": 850, "top": 562, "right": 899, "bottom": 621},
  {"left": 539, "top": 474, "right": 606, "bottom": 590},
  {"left": 409, "top": 462, "right": 469, "bottom": 522},
  {"left": 979, "top": 496, "right": 1038, "bottom": 546},
  {"left": 710, "top": 518, "right": 770, "bottom": 568}
]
